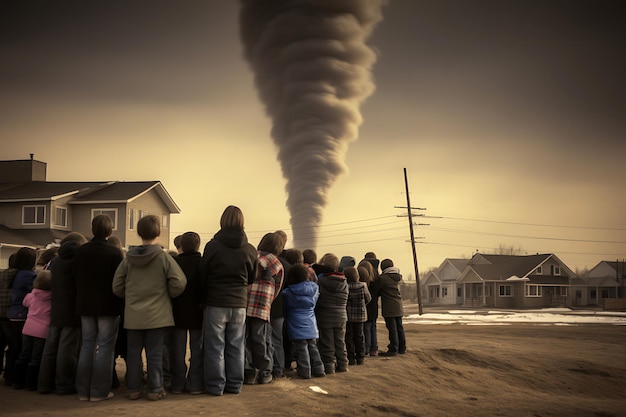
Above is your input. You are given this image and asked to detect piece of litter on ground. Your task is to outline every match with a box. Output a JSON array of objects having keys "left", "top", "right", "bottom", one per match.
[{"left": 309, "top": 386, "right": 328, "bottom": 395}]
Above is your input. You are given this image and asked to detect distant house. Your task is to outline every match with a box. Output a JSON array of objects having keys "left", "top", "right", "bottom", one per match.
[
  {"left": 0, "top": 157, "right": 180, "bottom": 268},
  {"left": 457, "top": 253, "right": 576, "bottom": 309},
  {"left": 422, "top": 258, "right": 470, "bottom": 305},
  {"left": 570, "top": 261, "right": 626, "bottom": 306}
]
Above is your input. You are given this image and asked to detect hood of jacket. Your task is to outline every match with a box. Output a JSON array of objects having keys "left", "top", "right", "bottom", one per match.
[
  {"left": 288, "top": 280, "right": 318, "bottom": 297},
  {"left": 125, "top": 244, "right": 163, "bottom": 267},
  {"left": 319, "top": 272, "right": 347, "bottom": 291},
  {"left": 339, "top": 256, "right": 356, "bottom": 271},
  {"left": 57, "top": 240, "right": 81, "bottom": 260},
  {"left": 382, "top": 266, "right": 402, "bottom": 281},
  {"left": 214, "top": 228, "right": 249, "bottom": 249}
]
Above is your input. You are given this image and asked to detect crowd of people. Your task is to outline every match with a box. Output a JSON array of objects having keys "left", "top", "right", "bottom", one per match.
[{"left": 0, "top": 205, "right": 406, "bottom": 402}]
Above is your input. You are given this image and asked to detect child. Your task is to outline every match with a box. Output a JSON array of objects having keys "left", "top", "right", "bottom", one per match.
[
  {"left": 344, "top": 267, "right": 371, "bottom": 365},
  {"left": 282, "top": 264, "right": 325, "bottom": 379},
  {"left": 379, "top": 259, "right": 406, "bottom": 356},
  {"left": 14, "top": 270, "right": 52, "bottom": 390},
  {"left": 113, "top": 215, "right": 187, "bottom": 401},
  {"left": 244, "top": 232, "right": 284, "bottom": 385},
  {"left": 359, "top": 258, "right": 380, "bottom": 356},
  {"left": 38, "top": 232, "right": 87, "bottom": 395},
  {"left": 171, "top": 231, "right": 204, "bottom": 394},
  {"left": 315, "top": 253, "right": 349, "bottom": 374}
]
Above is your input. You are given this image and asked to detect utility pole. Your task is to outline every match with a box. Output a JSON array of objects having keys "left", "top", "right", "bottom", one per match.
[{"left": 403, "top": 168, "right": 424, "bottom": 315}]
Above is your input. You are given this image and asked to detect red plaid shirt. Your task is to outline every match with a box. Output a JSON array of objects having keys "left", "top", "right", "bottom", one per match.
[{"left": 247, "top": 251, "right": 284, "bottom": 321}]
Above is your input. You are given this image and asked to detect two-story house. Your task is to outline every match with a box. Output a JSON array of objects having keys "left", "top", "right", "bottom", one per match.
[{"left": 0, "top": 157, "right": 180, "bottom": 268}]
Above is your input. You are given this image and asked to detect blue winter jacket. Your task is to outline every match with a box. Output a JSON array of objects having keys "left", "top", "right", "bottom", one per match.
[
  {"left": 283, "top": 280, "right": 319, "bottom": 341},
  {"left": 8, "top": 269, "right": 36, "bottom": 320}
]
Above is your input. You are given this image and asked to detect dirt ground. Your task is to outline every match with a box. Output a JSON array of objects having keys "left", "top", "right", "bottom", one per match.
[{"left": 2, "top": 312, "right": 626, "bottom": 417}]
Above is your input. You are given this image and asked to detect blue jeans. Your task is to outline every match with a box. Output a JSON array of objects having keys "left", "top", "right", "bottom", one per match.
[
  {"left": 76, "top": 316, "right": 118, "bottom": 399},
  {"left": 170, "top": 328, "right": 203, "bottom": 393},
  {"left": 38, "top": 325, "right": 81, "bottom": 394},
  {"left": 292, "top": 339, "right": 324, "bottom": 379},
  {"left": 202, "top": 306, "right": 245, "bottom": 395},
  {"left": 126, "top": 328, "right": 166, "bottom": 394},
  {"left": 384, "top": 316, "right": 406, "bottom": 353},
  {"left": 364, "top": 320, "right": 378, "bottom": 353}
]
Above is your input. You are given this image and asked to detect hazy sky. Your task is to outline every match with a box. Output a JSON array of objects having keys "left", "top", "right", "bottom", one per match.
[{"left": 1, "top": 0, "right": 624, "bottom": 276}]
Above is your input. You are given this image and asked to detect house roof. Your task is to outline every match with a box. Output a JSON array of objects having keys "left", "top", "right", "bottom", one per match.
[
  {"left": 0, "top": 181, "right": 107, "bottom": 202},
  {"left": 69, "top": 181, "right": 180, "bottom": 213},
  {"left": 570, "top": 276, "right": 620, "bottom": 287},
  {"left": 447, "top": 258, "right": 471, "bottom": 273},
  {"left": 599, "top": 261, "right": 626, "bottom": 277},
  {"left": 0, "top": 224, "right": 71, "bottom": 248},
  {"left": 459, "top": 253, "right": 575, "bottom": 283},
  {"left": 0, "top": 181, "right": 180, "bottom": 213}
]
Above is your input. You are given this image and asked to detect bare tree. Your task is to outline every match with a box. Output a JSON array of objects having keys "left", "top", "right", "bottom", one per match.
[{"left": 492, "top": 244, "right": 525, "bottom": 255}]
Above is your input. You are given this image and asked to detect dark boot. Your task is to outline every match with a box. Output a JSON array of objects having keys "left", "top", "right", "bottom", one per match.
[
  {"left": 12, "top": 361, "right": 27, "bottom": 389},
  {"left": 25, "top": 365, "right": 39, "bottom": 391}
]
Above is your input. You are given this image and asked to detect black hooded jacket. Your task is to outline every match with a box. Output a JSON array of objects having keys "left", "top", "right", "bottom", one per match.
[
  {"left": 49, "top": 240, "right": 82, "bottom": 327},
  {"left": 199, "top": 228, "right": 258, "bottom": 308}
]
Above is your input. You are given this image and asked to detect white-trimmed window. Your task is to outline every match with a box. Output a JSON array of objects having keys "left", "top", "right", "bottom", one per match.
[
  {"left": 442, "top": 287, "right": 448, "bottom": 297},
  {"left": 129, "top": 209, "right": 136, "bottom": 230},
  {"left": 54, "top": 207, "right": 67, "bottom": 227},
  {"left": 525, "top": 284, "right": 543, "bottom": 297},
  {"left": 551, "top": 265, "right": 561, "bottom": 276},
  {"left": 92, "top": 208, "right": 118, "bottom": 230},
  {"left": 23, "top": 205, "right": 46, "bottom": 225},
  {"left": 535, "top": 266, "right": 543, "bottom": 275},
  {"left": 499, "top": 285, "right": 513, "bottom": 297},
  {"left": 162, "top": 214, "right": 168, "bottom": 229}
]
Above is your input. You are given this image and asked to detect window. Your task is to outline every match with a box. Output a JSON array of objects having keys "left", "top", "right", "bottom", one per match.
[
  {"left": 535, "top": 266, "right": 543, "bottom": 275},
  {"left": 525, "top": 284, "right": 543, "bottom": 297},
  {"left": 551, "top": 265, "right": 561, "bottom": 276},
  {"left": 162, "top": 214, "right": 168, "bottom": 229},
  {"left": 556, "top": 286, "right": 567, "bottom": 296},
  {"left": 129, "top": 209, "right": 136, "bottom": 230},
  {"left": 457, "top": 287, "right": 462, "bottom": 297},
  {"left": 499, "top": 285, "right": 513, "bottom": 297},
  {"left": 442, "top": 287, "right": 448, "bottom": 297},
  {"left": 92, "top": 208, "right": 118, "bottom": 230},
  {"left": 139, "top": 210, "right": 149, "bottom": 218},
  {"left": 23, "top": 205, "right": 46, "bottom": 225},
  {"left": 54, "top": 207, "right": 67, "bottom": 227}
]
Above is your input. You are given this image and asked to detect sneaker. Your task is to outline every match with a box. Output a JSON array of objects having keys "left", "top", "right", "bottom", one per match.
[
  {"left": 127, "top": 391, "right": 141, "bottom": 400},
  {"left": 336, "top": 367, "right": 349, "bottom": 373},
  {"left": 313, "top": 372, "right": 326, "bottom": 378},
  {"left": 356, "top": 359, "right": 364, "bottom": 365},
  {"left": 189, "top": 390, "right": 204, "bottom": 395},
  {"left": 90, "top": 392, "right": 114, "bottom": 402},
  {"left": 258, "top": 374, "right": 273, "bottom": 384},
  {"left": 380, "top": 351, "right": 398, "bottom": 357},
  {"left": 369, "top": 350, "right": 379, "bottom": 357},
  {"left": 146, "top": 390, "right": 166, "bottom": 401},
  {"left": 78, "top": 396, "right": 89, "bottom": 401}
]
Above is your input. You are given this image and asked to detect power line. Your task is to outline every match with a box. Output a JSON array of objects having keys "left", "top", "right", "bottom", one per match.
[
  {"left": 438, "top": 216, "right": 626, "bottom": 231},
  {"left": 426, "top": 227, "right": 626, "bottom": 244}
]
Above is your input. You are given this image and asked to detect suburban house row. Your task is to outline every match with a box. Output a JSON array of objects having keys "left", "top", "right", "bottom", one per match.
[
  {"left": 421, "top": 254, "right": 626, "bottom": 310},
  {"left": 0, "top": 157, "right": 179, "bottom": 268}
]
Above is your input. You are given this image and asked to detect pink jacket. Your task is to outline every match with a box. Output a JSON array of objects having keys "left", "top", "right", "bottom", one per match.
[{"left": 22, "top": 288, "right": 52, "bottom": 339}]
